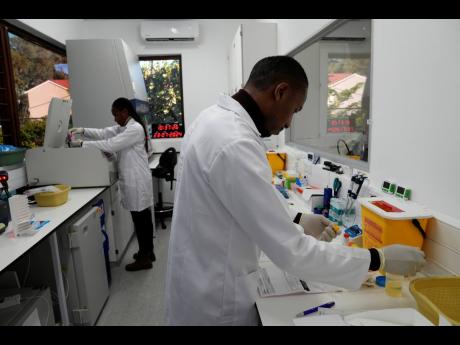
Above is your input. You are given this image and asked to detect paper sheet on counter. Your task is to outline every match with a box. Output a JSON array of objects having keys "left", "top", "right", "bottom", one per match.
[
  {"left": 256, "top": 259, "right": 345, "bottom": 298},
  {"left": 293, "top": 308, "right": 434, "bottom": 326}
]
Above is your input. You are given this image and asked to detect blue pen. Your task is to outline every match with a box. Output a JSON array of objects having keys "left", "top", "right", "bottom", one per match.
[{"left": 295, "top": 301, "right": 335, "bottom": 317}]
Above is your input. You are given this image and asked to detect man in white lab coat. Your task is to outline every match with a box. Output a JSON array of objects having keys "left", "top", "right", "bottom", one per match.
[{"left": 165, "top": 56, "right": 425, "bottom": 326}]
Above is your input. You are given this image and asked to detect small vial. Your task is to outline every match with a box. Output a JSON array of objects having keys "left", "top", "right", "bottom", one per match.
[
  {"left": 343, "top": 233, "right": 350, "bottom": 246},
  {"left": 385, "top": 273, "right": 404, "bottom": 297}
]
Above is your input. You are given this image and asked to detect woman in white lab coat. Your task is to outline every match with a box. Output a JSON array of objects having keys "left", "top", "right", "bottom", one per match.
[
  {"left": 165, "top": 56, "right": 425, "bottom": 325},
  {"left": 68, "top": 97, "right": 155, "bottom": 271}
]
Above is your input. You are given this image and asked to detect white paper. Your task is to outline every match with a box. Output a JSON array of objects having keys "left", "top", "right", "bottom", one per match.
[
  {"left": 293, "top": 308, "right": 433, "bottom": 326},
  {"left": 256, "top": 266, "right": 305, "bottom": 297},
  {"left": 293, "top": 314, "right": 349, "bottom": 326},
  {"left": 438, "top": 314, "right": 452, "bottom": 326},
  {"left": 256, "top": 261, "right": 344, "bottom": 297},
  {"left": 343, "top": 308, "right": 433, "bottom": 326}
]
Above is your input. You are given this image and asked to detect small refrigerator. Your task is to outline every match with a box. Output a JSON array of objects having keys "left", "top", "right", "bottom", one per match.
[{"left": 59, "top": 206, "right": 110, "bottom": 325}]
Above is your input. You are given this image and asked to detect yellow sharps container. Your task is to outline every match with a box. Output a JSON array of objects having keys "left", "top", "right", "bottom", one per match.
[
  {"left": 358, "top": 196, "right": 432, "bottom": 249},
  {"left": 266, "top": 152, "right": 286, "bottom": 176}
]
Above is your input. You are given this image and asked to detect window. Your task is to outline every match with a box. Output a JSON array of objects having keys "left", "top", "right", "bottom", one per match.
[
  {"left": 327, "top": 56, "right": 370, "bottom": 135},
  {"left": 139, "top": 56, "right": 185, "bottom": 139},
  {"left": 0, "top": 21, "right": 68, "bottom": 148},
  {"left": 289, "top": 20, "right": 372, "bottom": 169}
]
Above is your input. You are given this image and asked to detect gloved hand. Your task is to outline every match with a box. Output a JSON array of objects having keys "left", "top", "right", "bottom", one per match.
[
  {"left": 68, "top": 139, "right": 83, "bottom": 148},
  {"left": 377, "top": 244, "right": 426, "bottom": 277},
  {"left": 298, "top": 214, "right": 338, "bottom": 242},
  {"left": 68, "top": 127, "right": 84, "bottom": 136}
]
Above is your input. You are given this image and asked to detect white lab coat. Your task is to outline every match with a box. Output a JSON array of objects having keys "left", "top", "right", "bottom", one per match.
[
  {"left": 82, "top": 118, "right": 153, "bottom": 212},
  {"left": 165, "top": 94, "right": 371, "bottom": 326}
]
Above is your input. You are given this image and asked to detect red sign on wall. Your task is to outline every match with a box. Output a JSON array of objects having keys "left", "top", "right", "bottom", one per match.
[{"left": 152, "top": 123, "right": 184, "bottom": 139}]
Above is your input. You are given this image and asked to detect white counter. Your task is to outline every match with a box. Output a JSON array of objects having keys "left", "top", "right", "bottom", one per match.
[
  {"left": 0, "top": 187, "right": 106, "bottom": 272},
  {"left": 262, "top": 183, "right": 452, "bottom": 326},
  {"left": 256, "top": 276, "right": 418, "bottom": 326}
]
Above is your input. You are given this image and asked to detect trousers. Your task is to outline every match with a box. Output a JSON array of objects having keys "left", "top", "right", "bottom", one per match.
[{"left": 130, "top": 207, "right": 154, "bottom": 256}]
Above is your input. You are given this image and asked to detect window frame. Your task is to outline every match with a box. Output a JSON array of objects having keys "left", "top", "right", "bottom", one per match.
[
  {"left": 138, "top": 54, "right": 185, "bottom": 139},
  {"left": 287, "top": 19, "right": 373, "bottom": 172},
  {"left": 0, "top": 20, "right": 66, "bottom": 147}
]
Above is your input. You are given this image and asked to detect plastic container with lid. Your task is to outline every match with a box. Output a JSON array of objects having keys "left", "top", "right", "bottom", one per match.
[
  {"left": 358, "top": 196, "right": 432, "bottom": 249},
  {"left": 385, "top": 273, "right": 404, "bottom": 297},
  {"left": 329, "top": 198, "right": 346, "bottom": 225},
  {"left": 266, "top": 152, "right": 286, "bottom": 176}
]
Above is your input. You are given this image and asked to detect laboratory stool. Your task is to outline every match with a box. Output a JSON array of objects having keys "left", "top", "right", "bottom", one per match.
[{"left": 151, "top": 147, "right": 177, "bottom": 229}]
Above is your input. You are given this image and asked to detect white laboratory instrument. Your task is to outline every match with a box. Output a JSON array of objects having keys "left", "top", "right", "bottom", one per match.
[
  {"left": 66, "top": 38, "right": 147, "bottom": 129},
  {"left": 25, "top": 98, "right": 134, "bottom": 263},
  {"left": 25, "top": 98, "right": 118, "bottom": 187}
]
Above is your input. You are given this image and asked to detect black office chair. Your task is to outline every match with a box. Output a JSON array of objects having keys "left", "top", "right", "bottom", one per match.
[{"left": 152, "top": 147, "right": 177, "bottom": 229}]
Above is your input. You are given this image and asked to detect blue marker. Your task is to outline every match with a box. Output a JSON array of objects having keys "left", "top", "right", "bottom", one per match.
[{"left": 295, "top": 301, "right": 335, "bottom": 317}]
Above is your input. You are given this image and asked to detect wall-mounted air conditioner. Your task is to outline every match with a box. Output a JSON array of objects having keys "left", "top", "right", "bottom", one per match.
[{"left": 140, "top": 20, "right": 199, "bottom": 42}]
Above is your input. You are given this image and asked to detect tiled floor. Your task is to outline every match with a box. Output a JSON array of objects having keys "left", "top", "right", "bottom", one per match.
[{"left": 96, "top": 221, "right": 171, "bottom": 326}]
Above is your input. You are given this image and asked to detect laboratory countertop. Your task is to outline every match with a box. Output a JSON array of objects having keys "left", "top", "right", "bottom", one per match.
[
  {"left": 265, "top": 182, "right": 453, "bottom": 326},
  {"left": 256, "top": 279, "right": 418, "bottom": 326},
  {"left": 0, "top": 187, "right": 106, "bottom": 272}
]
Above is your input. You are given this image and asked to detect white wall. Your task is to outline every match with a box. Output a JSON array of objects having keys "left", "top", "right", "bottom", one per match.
[
  {"left": 75, "top": 19, "right": 260, "bottom": 129},
  {"left": 370, "top": 19, "right": 460, "bottom": 226},
  {"left": 17, "top": 19, "right": 84, "bottom": 45},
  {"left": 258, "top": 19, "right": 335, "bottom": 147},
  {"left": 259, "top": 19, "right": 334, "bottom": 55},
  {"left": 17, "top": 19, "right": 258, "bottom": 130}
]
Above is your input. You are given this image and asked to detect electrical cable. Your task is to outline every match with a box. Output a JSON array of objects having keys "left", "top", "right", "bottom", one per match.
[
  {"left": 337, "top": 139, "right": 351, "bottom": 156},
  {"left": 4, "top": 294, "right": 51, "bottom": 326}
]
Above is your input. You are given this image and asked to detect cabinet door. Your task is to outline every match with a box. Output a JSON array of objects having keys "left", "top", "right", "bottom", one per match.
[
  {"left": 110, "top": 182, "right": 134, "bottom": 260},
  {"left": 70, "top": 207, "right": 109, "bottom": 325},
  {"left": 99, "top": 189, "right": 117, "bottom": 262},
  {"left": 228, "top": 25, "right": 243, "bottom": 94}
]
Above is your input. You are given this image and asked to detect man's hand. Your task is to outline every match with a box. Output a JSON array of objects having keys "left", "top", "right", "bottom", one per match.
[
  {"left": 377, "top": 244, "right": 426, "bottom": 276},
  {"left": 68, "top": 127, "right": 84, "bottom": 136},
  {"left": 68, "top": 139, "right": 83, "bottom": 148},
  {"left": 298, "top": 214, "right": 338, "bottom": 242}
]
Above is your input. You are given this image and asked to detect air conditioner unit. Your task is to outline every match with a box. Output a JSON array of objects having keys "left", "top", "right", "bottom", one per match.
[{"left": 140, "top": 20, "right": 199, "bottom": 42}]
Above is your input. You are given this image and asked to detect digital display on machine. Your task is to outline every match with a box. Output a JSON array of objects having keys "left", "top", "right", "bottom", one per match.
[
  {"left": 383, "top": 181, "right": 390, "bottom": 189},
  {"left": 397, "top": 186, "right": 405, "bottom": 194}
]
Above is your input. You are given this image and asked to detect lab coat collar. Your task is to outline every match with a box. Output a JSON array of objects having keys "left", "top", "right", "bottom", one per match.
[
  {"left": 123, "top": 117, "right": 134, "bottom": 127},
  {"left": 217, "top": 94, "right": 261, "bottom": 137}
]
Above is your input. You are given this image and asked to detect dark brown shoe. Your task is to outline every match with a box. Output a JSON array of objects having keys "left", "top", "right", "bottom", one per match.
[
  {"left": 133, "top": 251, "right": 156, "bottom": 262},
  {"left": 125, "top": 257, "right": 153, "bottom": 271}
]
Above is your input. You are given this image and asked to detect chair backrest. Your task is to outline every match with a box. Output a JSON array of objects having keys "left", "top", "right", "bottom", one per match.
[{"left": 158, "top": 147, "right": 177, "bottom": 178}]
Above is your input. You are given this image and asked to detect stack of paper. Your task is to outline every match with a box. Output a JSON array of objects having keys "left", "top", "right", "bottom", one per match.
[{"left": 256, "top": 260, "right": 345, "bottom": 298}]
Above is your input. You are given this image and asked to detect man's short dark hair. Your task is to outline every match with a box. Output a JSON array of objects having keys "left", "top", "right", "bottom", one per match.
[{"left": 246, "top": 56, "right": 308, "bottom": 91}]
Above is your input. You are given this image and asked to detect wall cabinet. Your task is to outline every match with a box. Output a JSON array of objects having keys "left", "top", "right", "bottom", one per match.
[{"left": 227, "top": 23, "right": 280, "bottom": 149}]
